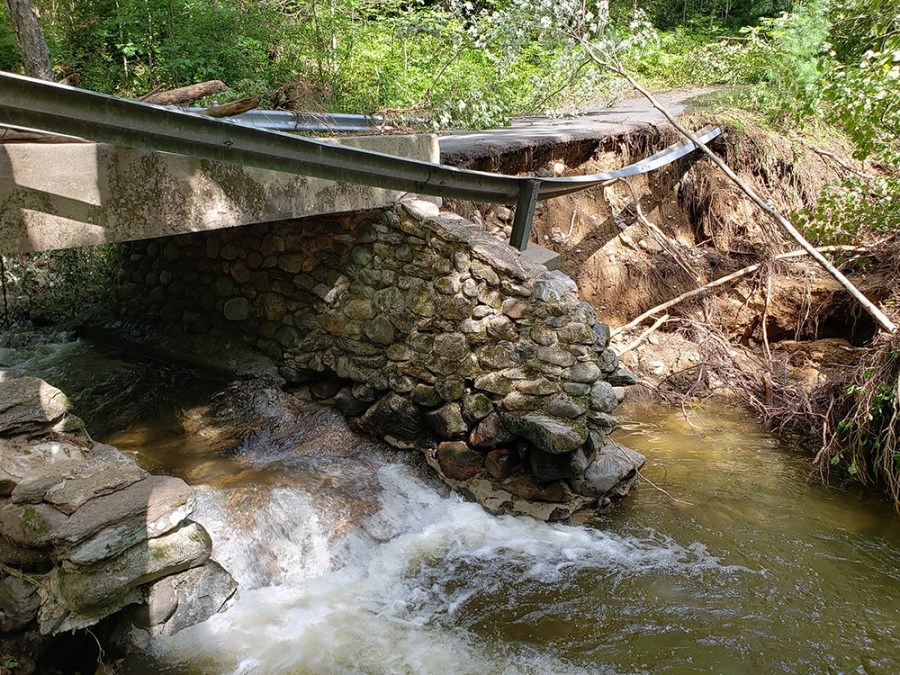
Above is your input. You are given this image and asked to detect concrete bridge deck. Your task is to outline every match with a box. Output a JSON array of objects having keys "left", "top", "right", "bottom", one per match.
[{"left": 0, "top": 134, "right": 437, "bottom": 254}]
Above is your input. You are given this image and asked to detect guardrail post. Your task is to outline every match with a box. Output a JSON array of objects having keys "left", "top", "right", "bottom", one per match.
[{"left": 509, "top": 179, "right": 540, "bottom": 252}]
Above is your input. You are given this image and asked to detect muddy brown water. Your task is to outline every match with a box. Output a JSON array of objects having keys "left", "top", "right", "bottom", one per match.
[{"left": 1, "top": 339, "right": 898, "bottom": 673}]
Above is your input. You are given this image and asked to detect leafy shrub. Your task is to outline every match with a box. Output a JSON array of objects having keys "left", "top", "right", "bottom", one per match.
[{"left": 736, "top": 1, "right": 833, "bottom": 122}]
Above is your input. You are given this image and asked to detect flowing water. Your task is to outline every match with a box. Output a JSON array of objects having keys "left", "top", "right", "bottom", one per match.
[{"left": 2, "top": 338, "right": 899, "bottom": 674}]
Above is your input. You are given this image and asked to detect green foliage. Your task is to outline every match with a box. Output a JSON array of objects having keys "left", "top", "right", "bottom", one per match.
[
  {"left": 801, "top": 174, "right": 900, "bottom": 243},
  {"left": 1, "top": 246, "right": 121, "bottom": 325},
  {"left": 792, "top": 1, "right": 900, "bottom": 245},
  {"left": 41, "top": 0, "right": 282, "bottom": 96},
  {"left": 832, "top": 347, "right": 900, "bottom": 503},
  {"left": 647, "top": 0, "right": 793, "bottom": 30},
  {"left": 825, "top": 46, "right": 900, "bottom": 164},
  {"left": 629, "top": 27, "right": 752, "bottom": 87},
  {"left": 828, "top": 0, "right": 899, "bottom": 62},
  {"left": 13, "top": 0, "right": 893, "bottom": 139},
  {"left": 732, "top": 1, "right": 833, "bottom": 122},
  {"left": 0, "top": 4, "right": 20, "bottom": 71}
]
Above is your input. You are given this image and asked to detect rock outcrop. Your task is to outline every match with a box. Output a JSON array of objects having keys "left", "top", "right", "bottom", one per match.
[{"left": 0, "top": 377, "right": 236, "bottom": 641}]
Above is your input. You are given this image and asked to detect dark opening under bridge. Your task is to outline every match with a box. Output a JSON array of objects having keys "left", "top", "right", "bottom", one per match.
[{"left": 0, "top": 72, "right": 720, "bottom": 255}]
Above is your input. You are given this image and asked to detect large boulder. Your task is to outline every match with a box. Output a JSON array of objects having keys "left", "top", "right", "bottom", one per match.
[
  {"left": 436, "top": 441, "right": 484, "bottom": 481},
  {"left": 0, "top": 376, "right": 237, "bottom": 642},
  {"left": 56, "top": 521, "right": 212, "bottom": 615},
  {"left": 132, "top": 560, "right": 237, "bottom": 637},
  {"left": 469, "top": 412, "right": 515, "bottom": 448},
  {"left": 485, "top": 448, "right": 520, "bottom": 480},
  {"left": 0, "top": 576, "right": 40, "bottom": 632},
  {"left": 0, "top": 502, "right": 70, "bottom": 547},
  {"left": 589, "top": 381, "right": 619, "bottom": 414},
  {"left": 530, "top": 445, "right": 595, "bottom": 481},
  {"left": 569, "top": 441, "right": 646, "bottom": 499},
  {"left": 425, "top": 403, "right": 467, "bottom": 438},
  {"left": 53, "top": 475, "right": 196, "bottom": 565},
  {"left": 500, "top": 474, "right": 576, "bottom": 504},
  {"left": 0, "top": 378, "right": 71, "bottom": 436},
  {"left": 12, "top": 452, "right": 146, "bottom": 514},
  {"left": 0, "top": 439, "right": 86, "bottom": 498},
  {"left": 357, "top": 393, "right": 425, "bottom": 442},
  {"left": 500, "top": 413, "right": 588, "bottom": 454}
]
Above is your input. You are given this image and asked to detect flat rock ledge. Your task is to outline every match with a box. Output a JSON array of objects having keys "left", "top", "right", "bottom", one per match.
[{"left": 0, "top": 377, "right": 236, "bottom": 646}]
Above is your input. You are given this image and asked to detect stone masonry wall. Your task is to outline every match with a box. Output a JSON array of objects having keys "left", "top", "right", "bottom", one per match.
[{"left": 117, "top": 201, "right": 642, "bottom": 520}]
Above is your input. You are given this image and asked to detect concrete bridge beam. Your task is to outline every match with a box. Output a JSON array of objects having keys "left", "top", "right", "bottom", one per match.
[{"left": 0, "top": 134, "right": 438, "bottom": 254}]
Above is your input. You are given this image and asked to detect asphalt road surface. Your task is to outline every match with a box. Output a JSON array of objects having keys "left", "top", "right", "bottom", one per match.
[{"left": 438, "top": 89, "right": 713, "bottom": 166}]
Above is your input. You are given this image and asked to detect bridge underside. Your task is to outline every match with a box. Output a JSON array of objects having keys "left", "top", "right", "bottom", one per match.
[{"left": 0, "top": 135, "right": 437, "bottom": 254}]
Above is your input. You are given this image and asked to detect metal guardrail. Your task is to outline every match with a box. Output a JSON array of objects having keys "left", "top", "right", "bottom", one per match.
[
  {"left": 0, "top": 72, "right": 720, "bottom": 251},
  {"left": 173, "top": 108, "right": 385, "bottom": 133}
]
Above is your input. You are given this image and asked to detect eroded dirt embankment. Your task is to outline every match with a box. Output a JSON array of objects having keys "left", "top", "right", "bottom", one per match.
[{"left": 444, "top": 118, "right": 897, "bottom": 489}]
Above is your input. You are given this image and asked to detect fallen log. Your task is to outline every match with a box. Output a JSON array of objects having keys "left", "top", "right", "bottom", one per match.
[
  {"left": 199, "top": 96, "right": 260, "bottom": 118},
  {"left": 141, "top": 80, "right": 228, "bottom": 106}
]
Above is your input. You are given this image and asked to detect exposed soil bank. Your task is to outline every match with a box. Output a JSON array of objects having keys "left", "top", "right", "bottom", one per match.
[{"left": 444, "top": 117, "right": 898, "bottom": 505}]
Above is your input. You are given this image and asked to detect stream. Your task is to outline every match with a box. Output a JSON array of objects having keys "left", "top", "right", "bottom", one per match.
[{"left": 1, "top": 337, "right": 898, "bottom": 674}]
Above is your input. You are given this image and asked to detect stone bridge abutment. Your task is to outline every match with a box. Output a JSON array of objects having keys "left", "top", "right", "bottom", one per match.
[{"left": 116, "top": 201, "right": 643, "bottom": 520}]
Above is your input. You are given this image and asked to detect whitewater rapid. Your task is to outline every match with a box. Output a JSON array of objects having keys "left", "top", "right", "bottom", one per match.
[{"left": 148, "top": 464, "right": 739, "bottom": 675}]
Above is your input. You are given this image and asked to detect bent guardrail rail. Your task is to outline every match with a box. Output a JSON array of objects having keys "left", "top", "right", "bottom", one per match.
[
  {"left": 170, "top": 108, "right": 386, "bottom": 133},
  {"left": 0, "top": 72, "right": 720, "bottom": 251}
]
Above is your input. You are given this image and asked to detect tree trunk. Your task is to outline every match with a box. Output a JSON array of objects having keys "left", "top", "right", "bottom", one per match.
[
  {"left": 141, "top": 80, "right": 229, "bottom": 106},
  {"left": 598, "top": 0, "right": 610, "bottom": 34},
  {"left": 4, "top": 0, "right": 53, "bottom": 80}
]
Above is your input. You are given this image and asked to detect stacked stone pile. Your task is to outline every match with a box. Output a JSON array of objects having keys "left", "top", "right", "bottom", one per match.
[
  {"left": 119, "top": 200, "right": 645, "bottom": 520},
  {"left": 0, "top": 377, "right": 236, "bottom": 642}
]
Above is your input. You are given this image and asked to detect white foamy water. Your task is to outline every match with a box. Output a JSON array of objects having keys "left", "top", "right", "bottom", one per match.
[
  {"left": 193, "top": 487, "right": 334, "bottom": 589},
  {"left": 150, "top": 465, "right": 739, "bottom": 675}
]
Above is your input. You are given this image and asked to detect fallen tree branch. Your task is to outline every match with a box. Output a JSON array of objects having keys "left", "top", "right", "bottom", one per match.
[
  {"left": 199, "top": 96, "right": 260, "bottom": 118},
  {"left": 610, "top": 246, "right": 869, "bottom": 337},
  {"left": 615, "top": 313, "right": 670, "bottom": 355},
  {"left": 636, "top": 469, "right": 695, "bottom": 506},
  {"left": 138, "top": 84, "right": 163, "bottom": 102},
  {"left": 802, "top": 141, "right": 876, "bottom": 181},
  {"left": 141, "top": 80, "right": 228, "bottom": 106},
  {"left": 761, "top": 266, "right": 773, "bottom": 362},
  {"left": 572, "top": 38, "right": 897, "bottom": 334}
]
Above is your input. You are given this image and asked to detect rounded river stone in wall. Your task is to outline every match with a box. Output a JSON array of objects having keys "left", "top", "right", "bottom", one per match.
[
  {"left": 589, "top": 381, "right": 619, "bottom": 414},
  {"left": 223, "top": 297, "right": 251, "bottom": 321},
  {"left": 436, "top": 441, "right": 484, "bottom": 481}
]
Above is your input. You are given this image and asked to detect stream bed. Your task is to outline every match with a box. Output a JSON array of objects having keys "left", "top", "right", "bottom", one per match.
[{"left": 2, "top": 338, "right": 898, "bottom": 674}]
